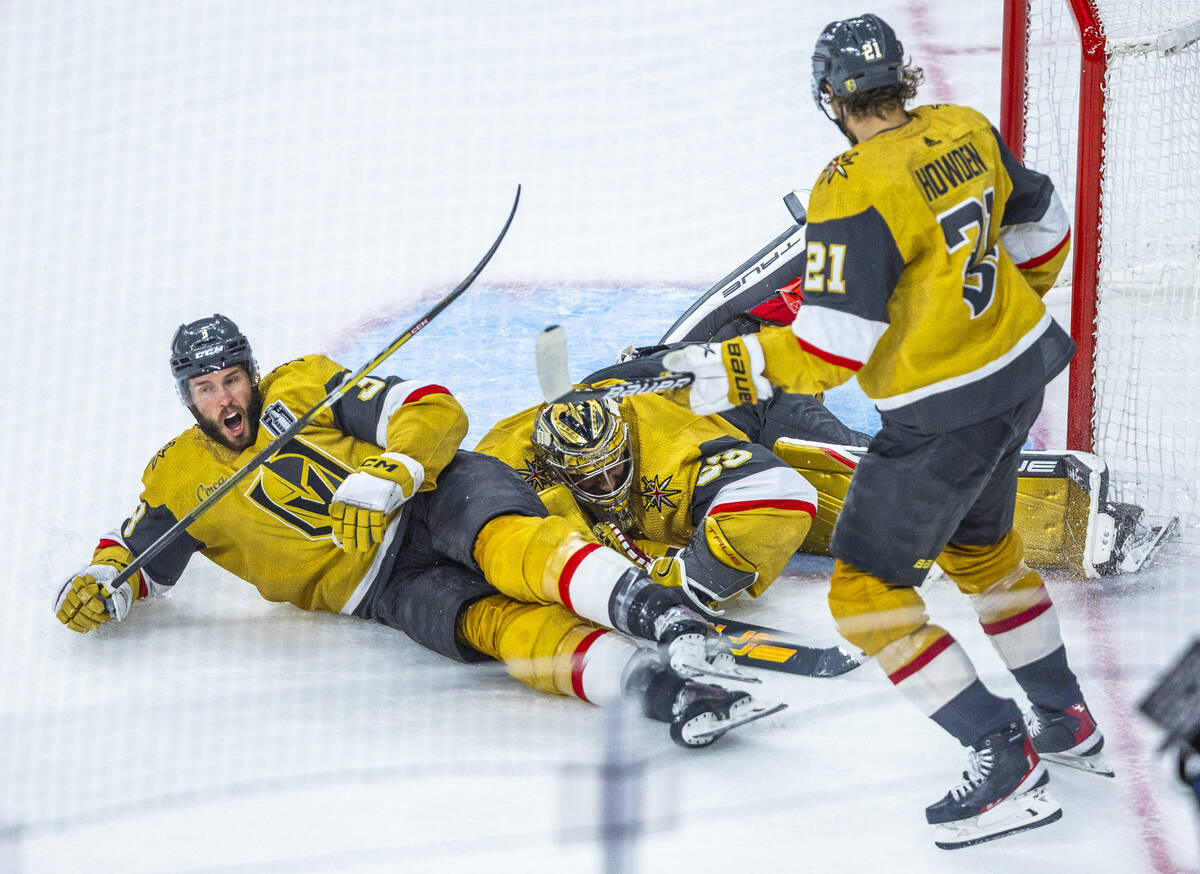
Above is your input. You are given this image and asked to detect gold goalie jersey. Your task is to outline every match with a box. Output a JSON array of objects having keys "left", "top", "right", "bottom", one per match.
[
  {"left": 757, "top": 103, "right": 1075, "bottom": 433},
  {"left": 476, "top": 391, "right": 816, "bottom": 597},
  {"left": 104, "top": 355, "right": 467, "bottom": 613}
]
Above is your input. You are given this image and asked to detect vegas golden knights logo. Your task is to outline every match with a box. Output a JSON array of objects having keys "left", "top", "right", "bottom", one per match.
[{"left": 246, "top": 438, "right": 352, "bottom": 538}]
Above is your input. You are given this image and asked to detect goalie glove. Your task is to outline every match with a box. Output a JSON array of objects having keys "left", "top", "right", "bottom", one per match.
[
  {"left": 661, "top": 335, "right": 771, "bottom": 415},
  {"left": 54, "top": 563, "right": 138, "bottom": 633},
  {"left": 648, "top": 517, "right": 759, "bottom": 614},
  {"left": 329, "top": 452, "right": 424, "bottom": 552}
]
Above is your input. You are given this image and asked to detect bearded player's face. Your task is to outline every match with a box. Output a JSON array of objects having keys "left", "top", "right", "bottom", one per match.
[{"left": 189, "top": 365, "right": 259, "bottom": 450}]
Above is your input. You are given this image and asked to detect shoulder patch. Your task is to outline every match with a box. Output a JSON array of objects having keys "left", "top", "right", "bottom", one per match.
[
  {"left": 819, "top": 151, "right": 857, "bottom": 185},
  {"left": 260, "top": 399, "right": 297, "bottom": 437},
  {"left": 149, "top": 438, "right": 177, "bottom": 471}
]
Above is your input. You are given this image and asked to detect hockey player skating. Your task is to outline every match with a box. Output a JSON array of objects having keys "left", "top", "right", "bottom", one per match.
[
  {"left": 52, "top": 314, "right": 782, "bottom": 748},
  {"left": 476, "top": 392, "right": 819, "bottom": 612},
  {"left": 663, "top": 14, "right": 1111, "bottom": 845}
]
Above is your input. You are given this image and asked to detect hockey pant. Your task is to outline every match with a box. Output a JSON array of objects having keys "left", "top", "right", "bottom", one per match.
[{"left": 828, "top": 530, "right": 1081, "bottom": 745}]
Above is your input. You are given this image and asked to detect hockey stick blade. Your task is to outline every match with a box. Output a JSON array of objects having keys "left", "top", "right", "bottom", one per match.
[
  {"left": 536, "top": 325, "right": 693, "bottom": 405},
  {"left": 714, "top": 616, "right": 866, "bottom": 678},
  {"left": 101, "top": 185, "right": 523, "bottom": 613}
]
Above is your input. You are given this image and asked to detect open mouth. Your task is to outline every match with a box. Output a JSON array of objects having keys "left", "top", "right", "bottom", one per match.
[{"left": 223, "top": 411, "right": 244, "bottom": 435}]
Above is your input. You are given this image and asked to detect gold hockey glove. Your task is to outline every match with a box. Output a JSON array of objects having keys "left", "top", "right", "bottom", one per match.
[
  {"left": 661, "top": 335, "right": 771, "bottom": 415},
  {"left": 329, "top": 452, "right": 425, "bottom": 552},
  {"left": 54, "top": 559, "right": 140, "bottom": 633}
]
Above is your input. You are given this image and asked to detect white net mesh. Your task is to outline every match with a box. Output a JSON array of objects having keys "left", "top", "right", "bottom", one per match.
[{"left": 1021, "top": 1, "right": 1200, "bottom": 527}]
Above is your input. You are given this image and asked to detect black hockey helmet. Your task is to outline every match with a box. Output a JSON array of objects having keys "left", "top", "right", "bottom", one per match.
[
  {"left": 169, "top": 313, "right": 258, "bottom": 405},
  {"left": 811, "top": 14, "right": 905, "bottom": 111}
]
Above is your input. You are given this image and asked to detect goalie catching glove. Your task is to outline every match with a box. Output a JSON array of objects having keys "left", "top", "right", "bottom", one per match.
[
  {"left": 54, "top": 542, "right": 142, "bottom": 633},
  {"left": 329, "top": 452, "right": 424, "bottom": 552},
  {"left": 661, "top": 335, "right": 771, "bottom": 415}
]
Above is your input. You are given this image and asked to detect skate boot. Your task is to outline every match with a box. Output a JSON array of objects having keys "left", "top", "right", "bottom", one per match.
[
  {"left": 612, "top": 570, "right": 750, "bottom": 681},
  {"left": 631, "top": 661, "right": 785, "bottom": 749},
  {"left": 926, "top": 721, "right": 1062, "bottom": 850},
  {"left": 1026, "top": 700, "right": 1115, "bottom": 777}
]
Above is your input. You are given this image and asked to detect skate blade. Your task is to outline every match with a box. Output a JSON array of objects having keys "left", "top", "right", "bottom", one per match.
[
  {"left": 933, "top": 786, "right": 1063, "bottom": 850},
  {"left": 669, "top": 640, "right": 762, "bottom": 684},
  {"left": 1120, "top": 516, "right": 1179, "bottom": 573},
  {"left": 1041, "top": 749, "right": 1116, "bottom": 778},
  {"left": 672, "top": 656, "right": 762, "bottom": 684},
  {"left": 683, "top": 700, "right": 788, "bottom": 744}
]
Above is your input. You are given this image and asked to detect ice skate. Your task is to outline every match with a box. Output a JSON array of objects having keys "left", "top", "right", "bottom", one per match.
[
  {"left": 926, "top": 721, "right": 1062, "bottom": 849},
  {"left": 617, "top": 572, "right": 757, "bottom": 682},
  {"left": 1026, "top": 701, "right": 1115, "bottom": 778},
  {"left": 633, "top": 662, "right": 785, "bottom": 748}
]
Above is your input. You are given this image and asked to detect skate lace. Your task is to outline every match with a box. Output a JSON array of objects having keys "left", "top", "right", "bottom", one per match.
[
  {"left": 1023, "top": 709, "right": 1044, "bottom": 739},
  {"left": 949, "top": 748, "right": 994, "bottom": 801}
]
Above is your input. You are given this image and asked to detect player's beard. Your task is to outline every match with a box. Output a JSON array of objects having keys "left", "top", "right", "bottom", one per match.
[{"left": 195, "top": 384, "right": 264, "bottom": 451}]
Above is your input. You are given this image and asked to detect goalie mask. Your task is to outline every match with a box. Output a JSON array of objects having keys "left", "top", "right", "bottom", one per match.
[
  {"left": 169, "top": 313, "right": 259, "bottom": 408},
  {"left": 533, "top": 399, "right": 634, "bottom": 518}
]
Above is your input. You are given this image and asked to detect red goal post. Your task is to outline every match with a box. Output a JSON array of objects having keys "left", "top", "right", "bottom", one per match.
[{"left": 1001, "top": 0, "right": 1200, "bottom": 528}]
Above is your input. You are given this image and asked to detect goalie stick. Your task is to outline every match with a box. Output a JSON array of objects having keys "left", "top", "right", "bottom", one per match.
[
  {"left": 102, "top": 185, "right": 523, "bottom": 613},
  {"left": 536, "top": 325, "right": 693, "bottom": 405},
  {"left": 715, "top": 616, "right": 865, "bottom": 678}
]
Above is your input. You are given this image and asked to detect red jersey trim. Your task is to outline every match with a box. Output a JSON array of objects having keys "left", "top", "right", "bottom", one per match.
[
  {"left": 796, "top": 336, "right": 863, "bottom": 372},
  {"left": 708, "top": 499, "right": 816, "bottom": 518},
  {"left": 1016, "top": 230, "right": 1070, "bottom": 270},
  {"left": 403, "top": 384, "right": 452, "bottom": 404}
]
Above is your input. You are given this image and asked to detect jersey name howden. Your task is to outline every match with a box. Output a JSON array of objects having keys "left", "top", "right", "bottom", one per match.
[{"left": 912, "top": 142, "right": 988, "bottom": 202}]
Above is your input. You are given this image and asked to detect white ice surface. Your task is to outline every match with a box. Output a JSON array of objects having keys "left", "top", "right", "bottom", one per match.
[{"left": 2, "top": 2, "right": 1198, "bottom": 872}]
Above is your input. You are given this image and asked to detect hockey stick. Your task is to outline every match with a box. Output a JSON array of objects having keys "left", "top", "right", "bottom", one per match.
[
  {"left": 715, "top": 616, "right": 865, "bottom": 678},
  {"left": 102, "top": 185, "right": 522, "bottom": 612},
  {"left": 536, "top": 325, "right": 693, "bottom": 404},
  {"left": 660, "top": 190, "right": 808, "bottom": 344}
]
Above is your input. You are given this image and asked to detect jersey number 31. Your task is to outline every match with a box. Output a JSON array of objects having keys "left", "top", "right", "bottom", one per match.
[{"left": 939, "top": 188, "right": 999, "bottom": 318}]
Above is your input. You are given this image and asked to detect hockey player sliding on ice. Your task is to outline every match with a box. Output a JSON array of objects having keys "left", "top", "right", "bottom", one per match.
[
  {"left": 476, "top": 393, "right": 819, "bottom": 613},
  {"left": 663, "top": 14, "right": 1111, "bottom": 845},
  {"left": 52, "top": 314, "right": 781, "bottom": 748}
]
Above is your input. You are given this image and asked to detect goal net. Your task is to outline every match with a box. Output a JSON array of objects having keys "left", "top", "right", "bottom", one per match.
[{"left": 1002, "top": 0, "right": 1200, "bottom": 530}]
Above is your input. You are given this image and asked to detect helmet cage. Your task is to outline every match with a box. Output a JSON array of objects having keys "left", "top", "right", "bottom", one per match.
[
  {"left": 170, "top": 314, "right": 259, "bottom": 407},
  {"left": 533, "top": 400, "right": 634, "bottom": 514}
]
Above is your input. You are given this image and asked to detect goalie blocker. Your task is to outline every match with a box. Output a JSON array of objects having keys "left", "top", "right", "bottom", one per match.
[{"left": 772, "top": 440, "right": 1177, "bottom": 579}]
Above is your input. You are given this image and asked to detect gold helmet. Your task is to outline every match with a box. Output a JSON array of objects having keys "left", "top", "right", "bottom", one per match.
[{"left": 532, "top": 398, "right": 633, "bottom": 516}]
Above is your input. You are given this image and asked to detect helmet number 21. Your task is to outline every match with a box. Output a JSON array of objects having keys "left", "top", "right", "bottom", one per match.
[{"left": 938, "top": 187, "right": 999, "bottom": 318}]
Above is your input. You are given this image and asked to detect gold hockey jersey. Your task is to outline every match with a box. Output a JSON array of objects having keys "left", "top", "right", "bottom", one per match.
[
  {"left": 476, "top": 391, "right": 816, "bottom": 596},
  {"left": 758, "top": 103, "right": 1074, "bottom": 433},
  {"left": 105, "top": 355, "right": 467, "bottom": 614}
]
